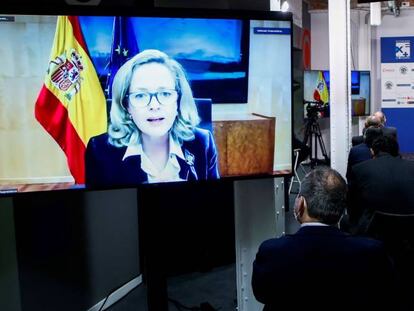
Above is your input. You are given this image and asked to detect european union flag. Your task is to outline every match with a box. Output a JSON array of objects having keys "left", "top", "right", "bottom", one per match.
[{"left": 105, "top": 16, "right": 139, "bottom": 98}]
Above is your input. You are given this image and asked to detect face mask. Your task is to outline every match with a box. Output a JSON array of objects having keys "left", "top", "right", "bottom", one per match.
[
  {"left": 293, "top": 209, "right": 300, "bottom": 222},
  {"left": 293, "top": 195, "right": 300, "bottom": 222}
]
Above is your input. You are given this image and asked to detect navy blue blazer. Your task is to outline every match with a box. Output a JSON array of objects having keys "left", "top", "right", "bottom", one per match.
[
  {"left": 252, "top": 226, "right": 397, "bottom": 311},
  {"left": 352, "top": 126, "right": 398, "bottom": 146},
  {"left": 85, "top": 127, "right": 219, "bottom": 189},
  {"left": 346, "top": 142, "right": 372, "bottom": 182},
  {"left": 348, "top": 153, "right": 414, "bottom": 232}
]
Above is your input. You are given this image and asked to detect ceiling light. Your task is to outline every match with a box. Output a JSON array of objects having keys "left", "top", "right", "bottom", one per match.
[{"left": 281, "top": 1, "right": 289, "bottom": 12}]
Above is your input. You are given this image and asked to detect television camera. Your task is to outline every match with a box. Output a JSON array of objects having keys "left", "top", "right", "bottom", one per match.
[{"left": 305, "top": 100, "right": 326, "bottom": 119}]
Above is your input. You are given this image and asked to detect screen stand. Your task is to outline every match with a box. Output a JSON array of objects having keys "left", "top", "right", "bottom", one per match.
[{"left": 234, "top": 177, "right": 285, "bottom": 311}]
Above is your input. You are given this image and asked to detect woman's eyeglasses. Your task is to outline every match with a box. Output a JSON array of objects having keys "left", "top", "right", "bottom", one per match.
[{"left": 127, "top": 89, "right": 178, "bottom": 108}]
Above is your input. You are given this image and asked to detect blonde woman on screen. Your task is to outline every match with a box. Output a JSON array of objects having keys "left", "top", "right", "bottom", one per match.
[{"left": 85, "top": 49, "right": 219, "bottom": 188}]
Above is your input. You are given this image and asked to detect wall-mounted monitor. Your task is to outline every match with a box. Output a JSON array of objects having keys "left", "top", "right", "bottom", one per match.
[
  {"left": 303, "top": 70, "right": 371, "bottom": 118},
  {"left": 0, "top": 7, "right": 293, "bottom": 194}
]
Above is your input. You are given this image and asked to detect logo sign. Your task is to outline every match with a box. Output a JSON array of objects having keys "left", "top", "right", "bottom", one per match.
[
  {"left": 385, "top": 81, "right": 393, "bottom": 90},
  {"left": 395, "top": 40, "right": 410, "bottom": 60},
  {"left": 48, "top": 49, "right": 84, "bottom": 101},
  {"left": 400, "top": 66, "right": 408, "bottom": 74}
]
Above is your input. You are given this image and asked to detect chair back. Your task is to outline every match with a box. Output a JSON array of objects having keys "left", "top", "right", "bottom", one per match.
[
  {"left": 351, "top": 135, "right": 363, "bottom": 146},
  {"left": 366, "top": 211, "right": 414, "bottom": 309},
  {"left": 194, "top": 98, "right": 212, "bottom": 133},
  {"left": 367, "top": 211, "right": 414, "bottom": 273},
  {"left": 367, "top": 211, "right": 414, "bottom": 241}
]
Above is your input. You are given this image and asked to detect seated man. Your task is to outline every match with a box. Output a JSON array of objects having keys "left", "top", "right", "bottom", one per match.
[
  {"left": 346, "top": 127, "right": 383, "bottom": 182},
  {"left": 351, "top": 115, "right": 381, "bottom": 146},
  {"left": 348, "top": 135, "right": 414, "bottom": 234},
  {"left": 252, "top": 167, "right": 397, "bottom": 311},
  {"left": 374, "top": 110, "right": 398, "bottom": 140}
]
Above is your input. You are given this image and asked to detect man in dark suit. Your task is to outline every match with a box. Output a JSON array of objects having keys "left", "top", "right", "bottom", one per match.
[
  {"left": 374, "top": 110, "right": 398, "bottom": 140},
  {"left": 348, "top": 135, "right": 414, "bottom": 234},
  {"left": 351, "top": 115, "right": 381, "bottom": 146},
  {"left": 346, "top": 127, "right": 383, "bottom": 181},
  {"left": 252, "top": 167, "right": 397, "bottom": 311}
]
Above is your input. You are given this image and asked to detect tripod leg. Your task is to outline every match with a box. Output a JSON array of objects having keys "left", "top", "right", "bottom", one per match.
[
  {"left": 314, "top": 124, "right": 318, "bottom": 165},
  {"left": 309, "top": 123, "right": 317, "bottom": 169},
  {"left": 303, "top": 119, "right": 315, "bottom": 166},
  {"left": 303, "top": 119, "right": 311, "bottom": 146},
  {"left": 314, "top": 122, "right": 330, "bottom": 163},
  {"left": 308, "top": 123, "right": 318, "bottom": 168}
]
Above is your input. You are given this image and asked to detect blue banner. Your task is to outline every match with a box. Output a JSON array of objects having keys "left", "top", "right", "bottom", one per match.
[
  {"left": 381, "top": 36, "right": 414, "bottom": 63},
  {"left": 254, "top": 27, "right": 291, "bottom": 35},
  {"left": 383, "top": 108, "right": 414, "bottom": 152}
]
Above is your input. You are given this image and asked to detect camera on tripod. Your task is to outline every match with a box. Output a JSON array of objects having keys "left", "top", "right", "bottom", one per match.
[
  {"left": 302, "top": 100, "right": 330, "bottom": 167},
  {"left": 305, "top": 100, "right": 326, "bottom": 119}
]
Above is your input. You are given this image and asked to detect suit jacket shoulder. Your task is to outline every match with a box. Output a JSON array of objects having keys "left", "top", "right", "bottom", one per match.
[
  {"left": 85, "top": 133, "right": 143, "bottom": 189},
  {"left": 252, "top": 226, "right": 396, "bottom": 310},
  {"left": 383, "top": 126, "right": 397, "bottom": 139},
  {"left": 352, "top": 135, "right": 364, "bottom": 146},
  {"left": 346, "top": 143, "right": 371, "bottom": 181},
  {"left": 349, "top": 155, "right": 414, "bottom": 229}
]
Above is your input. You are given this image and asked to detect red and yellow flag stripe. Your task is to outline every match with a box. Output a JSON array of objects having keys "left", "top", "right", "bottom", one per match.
[{"left": 35, "top": 16, "right": 107, "bottom": 184}]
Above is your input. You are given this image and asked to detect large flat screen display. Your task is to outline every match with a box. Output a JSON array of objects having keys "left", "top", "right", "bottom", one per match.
[
  {"left": 303, "top": 69, "right": 371, "bottom": 118},
  {"left": 0, "top": 8, "right": 292, "bottom": 194}
]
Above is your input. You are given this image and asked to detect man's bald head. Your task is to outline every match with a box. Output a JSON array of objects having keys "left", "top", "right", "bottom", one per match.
[
  {"left": 373, "top": 111, "right": 386, "bottom": 125},
  {"left": 364, "top": 115, "right": 381, "bottom": 129}
]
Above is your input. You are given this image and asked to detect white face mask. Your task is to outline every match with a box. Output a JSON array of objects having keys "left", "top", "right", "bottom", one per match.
[
  {"left": 293, "top": 195, "right": 301, "bottom": 222},
  {"left": 293, "top": 209, "right": 300, "bottom": 222}
]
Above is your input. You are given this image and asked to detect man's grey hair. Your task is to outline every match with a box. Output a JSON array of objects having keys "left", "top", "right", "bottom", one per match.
[
  {"left": 373, "top": 111, "right": 386, "bottom": 125},
  {"left": 364, "top": 115, "right": 381, "bottom": 128},
  {"left": 299, "top": 167, "right": 347, "bottom": 225},
  {"left": 363, "top": 127, "right": 383, "bottom": 148}
]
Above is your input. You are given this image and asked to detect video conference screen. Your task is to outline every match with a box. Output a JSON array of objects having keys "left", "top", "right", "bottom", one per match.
[
  {"left": 0, "top": 9, "right": 292, "bottom": 194},
  {"left": 303, "top": 70, "right": 371, "bottom": 118}
]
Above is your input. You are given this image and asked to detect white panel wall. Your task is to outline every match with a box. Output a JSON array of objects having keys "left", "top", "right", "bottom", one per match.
[
  {"left": 310, "top": 9, "right": 372, "bottom": 150},
  {"left": 357, "top": 11, "right": 371, "bottom": 71},
  {"left": 311, "top": 10, "right": 371, "bottom": 70},
  {"left": 310, "top": 11, "right": 330, "bottom": 70}
]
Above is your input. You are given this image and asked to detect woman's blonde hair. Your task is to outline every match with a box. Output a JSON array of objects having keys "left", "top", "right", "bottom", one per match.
[{"left": 108, "top": 49, "right": 200, "bottom": 147}]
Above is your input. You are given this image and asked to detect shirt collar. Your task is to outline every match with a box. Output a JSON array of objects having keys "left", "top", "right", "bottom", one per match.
[
  {"left": 168, "top": 135, "right": 185, "bottom": 161},
  {"left": 300, "top": 222, "right": 329, "bottom": 227},
  {"left": 122, "top": 134, "right": 185, "bottom": 161}
]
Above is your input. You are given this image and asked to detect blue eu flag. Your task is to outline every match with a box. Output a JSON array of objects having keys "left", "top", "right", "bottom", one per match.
[{"left": 105, "top": 16, "right": 139, "bottom": 98}]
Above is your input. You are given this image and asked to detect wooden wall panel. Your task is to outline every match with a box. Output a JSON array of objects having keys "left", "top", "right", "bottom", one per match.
[{"left": 213, "top": 117, "right": 275, "bottom": 177}]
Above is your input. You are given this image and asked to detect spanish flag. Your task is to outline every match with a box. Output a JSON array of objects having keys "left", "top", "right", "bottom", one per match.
[
  {"left": 313, "top": 70, "right": 329, "bottom": 104},
  {"left": 35, "top": 16, "right": 107, "bottom": 184}
]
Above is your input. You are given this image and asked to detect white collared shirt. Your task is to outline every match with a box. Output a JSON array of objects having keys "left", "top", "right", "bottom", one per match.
[
  {"left": 122, "top": 135, "right": 186, "bottom": 183},
  {"left": 300, "top": 222, "right": 330, "bottom": 227}
]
